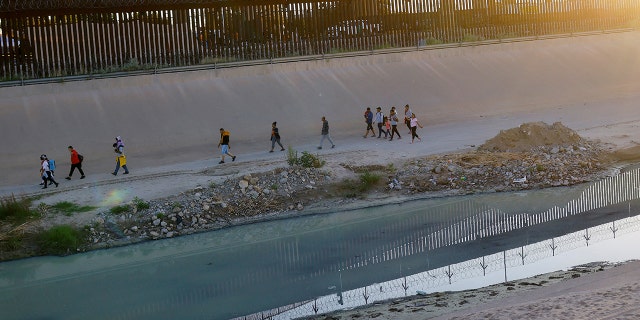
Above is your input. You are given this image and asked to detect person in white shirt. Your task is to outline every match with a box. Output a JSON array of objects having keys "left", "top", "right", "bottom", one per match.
[
  {"left": 40, "top": 154, "right": 59, "bottom": 189},
  {"left": 409, "top": 113, "right": 423, "bottom": 144},
  {"left": 404, "top": 104, "right": 413, "bottom": 134},
  {"left": 374, "top": 107, "right": 387, "bottom": 138}
]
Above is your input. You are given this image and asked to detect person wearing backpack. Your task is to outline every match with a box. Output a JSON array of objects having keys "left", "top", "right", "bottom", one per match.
[
  {"left": 65, "top": 146, "right": 85, "bottom": 180},
  {"left": 375, "top": 107, "right": 387, "bottom": 138},
  {"left": 40, "top": 154, "right": 59, "bottom": 189}
]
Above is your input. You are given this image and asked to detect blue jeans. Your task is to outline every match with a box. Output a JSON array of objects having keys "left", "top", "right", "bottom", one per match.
[
  {"left": 114, "top": 157, "right": 129, "bottom": 175},
  {"left": 319, "top": 134, "right": 334, "bottom": 148}
]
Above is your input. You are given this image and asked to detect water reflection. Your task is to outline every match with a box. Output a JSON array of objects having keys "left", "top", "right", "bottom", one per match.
[
  {"left": 1, "top": 169, "right": 639, "bottom": 320},
  {"left": 268, "top": 215, "right": 640, "bottom": 319}
]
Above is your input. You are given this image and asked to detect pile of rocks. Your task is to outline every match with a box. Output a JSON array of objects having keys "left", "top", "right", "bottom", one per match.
[
  {"left": 396, "top": 142, "right": 609, "bottom": 195},
  {"left": 90, "top": 167, "right": 332, "bottom": 245}
]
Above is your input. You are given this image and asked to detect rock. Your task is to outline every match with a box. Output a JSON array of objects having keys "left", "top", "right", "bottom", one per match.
[
  {"left": 153, "top": 219, "right": 161, "bottom": 226},
  {"left": 239, "top": 180, "right": 249, "bottom": 189},
  {"left": 247, "top": 190, "right": 260, "bottom": 198}
]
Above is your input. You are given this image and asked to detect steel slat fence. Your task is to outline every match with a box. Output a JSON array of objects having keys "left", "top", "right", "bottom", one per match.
[{"left": 0, "top": 0, "right": 638, "bottom": 81}]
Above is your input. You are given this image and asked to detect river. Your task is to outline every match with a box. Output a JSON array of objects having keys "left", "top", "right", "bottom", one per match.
[{"left": 2, "top": 169, "right": 640, "bottom": 320}]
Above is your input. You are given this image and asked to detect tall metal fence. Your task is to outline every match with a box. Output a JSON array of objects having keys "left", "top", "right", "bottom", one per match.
[{"left": 0, "top": 0, "right": 639, "bottom": 81}]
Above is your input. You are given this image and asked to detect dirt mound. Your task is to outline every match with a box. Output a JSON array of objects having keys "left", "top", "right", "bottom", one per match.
[{"left": 479, "top": 121, "right": 584, "bottom": 152}]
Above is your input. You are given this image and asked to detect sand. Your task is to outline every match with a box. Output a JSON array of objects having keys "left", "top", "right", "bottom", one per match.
[{"left": 304, "top": 260, "right": 640, "bottom": 319}]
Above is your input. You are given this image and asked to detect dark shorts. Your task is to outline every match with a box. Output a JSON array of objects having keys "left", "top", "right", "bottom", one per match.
[{"left": 366, "top": 122, "right": 373, "bottom": 130}]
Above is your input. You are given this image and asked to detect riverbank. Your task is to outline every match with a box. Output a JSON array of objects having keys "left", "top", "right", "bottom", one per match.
[
  {"left": 302, "top": 259, "right": 640, "bottom": 319},
  {"left": 0, "top": 121, "right": 636, "bottom": 262}
]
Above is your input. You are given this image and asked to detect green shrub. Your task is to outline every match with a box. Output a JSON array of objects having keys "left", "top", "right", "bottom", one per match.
[
  {"left": 110, "top": 204, "right": 131, "bottom": 214},
  {"left": 359, "top": 171, "right": 381, "bottom": 189},
  {"left": 51, "top": 201, "right": 96, "bottom": 216},
  {"left": 287, "top": 147, "right": 324, "bottom": 168},
  {"left": 335, "top": 171, "right": 382, "bottom": 198},
  {"left": 132, "top": 197, "right": 150, "bottom": 210},
  {"left": 287, "top": 146, "right": 298, "bottom": 166},
  {"left": 298, "top": 151, "right": 325, "bottom": 168},
  {"left": 38, "top": 225, "right": 84, "bottom": 255},
  {"left": 0, "top": 194, "right": 36, "bottom": 223}
]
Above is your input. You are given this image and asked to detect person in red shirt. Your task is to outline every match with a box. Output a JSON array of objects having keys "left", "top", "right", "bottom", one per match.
[{"left": 65, "top": 146, "right": 85, "bottom": 180}]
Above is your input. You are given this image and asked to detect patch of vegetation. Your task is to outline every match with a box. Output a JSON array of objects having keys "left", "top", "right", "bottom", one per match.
[
  {"left": 50, "top": 201, "right": 96, "bottom": 216},
  {"left": 110, "top": 204, "right": 131, "bottom": 214},
  {"left": 348, "top": 164, "right": 395, "bottom": 175},
  {"left": 199, "top": 56, "right": 238, "bottom": 65},
  {"left": 37, "top": 225, "right": 85, "bottom": 255},
  {"left": 462, "top": 33, "right": 484, "bottom": 42},
  {"left": 0, "top": 194, "right": 36, "bottom": 223},
  {"left": 287, "top": 146, "right": 298, "bottom": 166},
  {"left": 0, "top": 234, "right": 23, "bottom": 251},
  {"left": 424, "top": 37, "right": 444, "bottom": 45},
  {"left": 360, "top": 171, "right": 382, "bottom": 187},
  {"left": 298, "top": 152, "right": 325, "bottom": 168},
  {"left": 334, "top": 171, "right": 383, "bottom": 198},
  {"left": 287, "top": 147, "right": 325, "bottom": 168},
  {"left": 132, "top": 197, "right": 150, "bottom": 210}
]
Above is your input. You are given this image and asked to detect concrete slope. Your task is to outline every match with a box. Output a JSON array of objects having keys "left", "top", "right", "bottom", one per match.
[{"left": 1, "top": 31, "right": 640, "bottom": 187}]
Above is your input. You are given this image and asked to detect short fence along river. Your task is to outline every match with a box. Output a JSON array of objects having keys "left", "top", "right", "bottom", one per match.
[{"left": 2, "top": 168, "right": 640, "bottom": 319}]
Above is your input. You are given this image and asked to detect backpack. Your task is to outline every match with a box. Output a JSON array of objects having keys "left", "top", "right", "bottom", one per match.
[
  {"left": 48, "top": 159, "right": 56, "bottom": 171},
  {"left": 78, "top": 154, "right": 84, "bottom": 163}
]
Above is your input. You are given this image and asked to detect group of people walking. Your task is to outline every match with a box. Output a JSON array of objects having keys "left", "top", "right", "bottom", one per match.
[
  {"left": 364, "top": 104, "right": 423, "bottom": 143},
  {"left": 38, "top": 136, "right": 130, "bottom": 189},
  {"left": 36, "top": 107, "right": 423, "bottom": 189}
]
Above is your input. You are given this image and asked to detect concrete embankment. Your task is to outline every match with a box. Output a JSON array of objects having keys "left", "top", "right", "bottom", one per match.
[{"left": 1, "top": 31, "right": 640, "bottom": 188}]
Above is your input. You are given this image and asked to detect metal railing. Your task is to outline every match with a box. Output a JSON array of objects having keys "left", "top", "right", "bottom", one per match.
[{"left": 1, "top": 0, "right": 638, "bottom": 82}]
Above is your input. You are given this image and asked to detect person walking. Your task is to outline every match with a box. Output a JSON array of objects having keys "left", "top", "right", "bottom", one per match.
[
  {"left": 40, "top": 154, "right": 58, "bottom": 189},
  {"left": 409, "top": 113, "right": 423, "bottom": 143},
  {"left": 389, "top": 109, "right": 401, "bottom": 141},
  {"left": 65, "top": 146, "right": 85, "bottom": 180},
  {"left": 375, "top": 107, "right": 387, "bottom": 138},
  {"left": 318, "top": 116, "right": 335, "bottom": 149},
  {"left": 112, "top": 136, "right": 130, "bottom": 176},
  {"left": 384, "top": 116, "right": 391, "bottom": 138},
  {"left": 403, "top": 104, "right": 413, "bottom": 134},
  {"left": 363, "top": 107, "right": 375, "bottom": 138},
  {"left": 218, "top": 128, "right": 236, "bottom": 164},
  {"left": 270, "top": 122, "right": 285, "bottom": 152}
]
